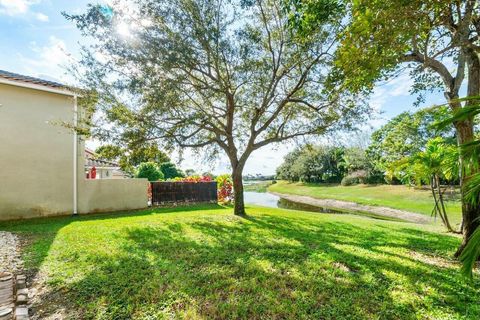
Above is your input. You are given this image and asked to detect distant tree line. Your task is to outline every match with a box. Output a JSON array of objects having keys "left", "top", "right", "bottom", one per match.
[
  {"left": 243, "top": 174, "right": 276, "bottom": 181},
  {"left": 276, "top": 144, "right": 382, "bottom": 185},
  {"left": 277, "top": 105, "right": 458, "bottom": 186}
]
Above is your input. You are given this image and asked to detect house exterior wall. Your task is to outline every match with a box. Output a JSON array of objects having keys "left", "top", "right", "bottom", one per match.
[
  {"left": 0, "top": 83, "right": 76, "bottom": 220},
  {"left": 0, "top": 82, "right": 148, "bottom": 221}
]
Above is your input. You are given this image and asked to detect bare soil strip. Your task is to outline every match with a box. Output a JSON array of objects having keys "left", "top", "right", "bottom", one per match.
[{"left": 270, "top": 192, "right": 431, "bottom": 224}]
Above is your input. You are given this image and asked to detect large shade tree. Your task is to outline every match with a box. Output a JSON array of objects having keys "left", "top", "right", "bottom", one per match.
[
  {"left": 276, "top": 145, "right": 347, "bottom": 183},
  {"left": 287, "top": 0, "right": 480, "bottom": 255},
  {"left": 67, "top": 0, "right": 367, "bottom": 215}
]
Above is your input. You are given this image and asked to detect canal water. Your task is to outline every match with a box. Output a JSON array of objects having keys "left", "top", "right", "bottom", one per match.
[{"left": 244, "top": 191, "right": 343, "bottom": 214}]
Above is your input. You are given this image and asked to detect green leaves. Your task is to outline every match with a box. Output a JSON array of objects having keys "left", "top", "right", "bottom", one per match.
[
  {"left": 96, "top": 143, "right": 171, "bottom": 175},
  {"left": 387, "top": 137, "right": 458, "bottom": 187},
  {"left": 284, "top": 0, "right": 345, "bottom": 35},
  {"left": 367, "top": 106, "right": 454, "bottom": 175},
  {"left": 159, "top": 162, "right": 185, "bottom": 179},
  {"left": 435, "top": 96, "right": 480, "bottom": 130},
  {"left": 136, "top": 162, "right": 164, "bottom": 182},
  {"left": 276, "top": 144, "right": 375, "bottom": 183},
  {"left": 434, "top": 97, "right": 480, "bottom": 204},
  {"left": 69, "top": 0, "right": 367, "bottom": 187},
  {"left": 460, "top": 225, "right": 480, "bottom": 278}
]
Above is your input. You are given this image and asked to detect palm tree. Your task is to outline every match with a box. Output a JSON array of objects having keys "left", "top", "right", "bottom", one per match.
[
  {"left": 437, "top": 97, "right": 480, "bottom": 277},
  {"left": 414, "top": 138, "right": 458, "bottom": 232},
  {"left": 388, "top": 137, "right": 459, "bottom": 232}
]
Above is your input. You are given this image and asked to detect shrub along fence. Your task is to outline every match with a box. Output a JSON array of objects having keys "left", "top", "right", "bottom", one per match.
[{"left": 150, "top": 181, "right": 218, "bottom": 205}]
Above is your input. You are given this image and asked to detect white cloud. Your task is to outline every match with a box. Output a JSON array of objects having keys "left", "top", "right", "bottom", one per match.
[
  {"left": 31, "top": 36, "right": 70, "bottom": 66},
  {"left": 19, "top": 36, "right": 74, "bottom": 83},
  {"left": 0, "top": 0, "right": 48, "bottom": 23},
  {"left": 35, "top": 11, "right": 48, "bottom": 21},
  {"left": 369, "top": 86, "right": 389, "bottom": 112},
  {"left": 0, "top": 0, "right": 39, "bottom": 16},
  {"left": 387, "top": 74, "right": 414, "bottom": 96},
  {"left": 369, "top": 72, "right": 414, "bottom": 112}
]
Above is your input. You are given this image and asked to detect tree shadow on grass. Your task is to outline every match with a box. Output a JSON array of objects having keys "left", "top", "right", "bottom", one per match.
[
  {"left": 0, "top": 203, "right": 225, "bottom": 267},
  {"left": 0, "top": 204, "right": 226, "bottom": 318},
  {"left": 41, "top": 212, "right": 480, "bottom": 319}
]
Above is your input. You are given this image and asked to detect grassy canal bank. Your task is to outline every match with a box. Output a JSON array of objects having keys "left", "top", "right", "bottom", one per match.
[{"left": 268, "top": 181, "right": 462, "bottom": 226}]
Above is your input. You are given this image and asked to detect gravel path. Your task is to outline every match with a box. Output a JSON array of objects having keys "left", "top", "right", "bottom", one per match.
[
  {"left": 271, "top": 192, "right": 432, "bottom": 224},
  {"left": 0, "top": 231, "right": 22, "bottom": 273}
]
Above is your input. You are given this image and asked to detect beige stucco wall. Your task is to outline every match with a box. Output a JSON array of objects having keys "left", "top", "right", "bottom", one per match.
[
  {"left": 0, "top": 83, "right": 76, "bottom": 220},
  {"left": 78, "top": 179, "right": 149, "bottom": 214},
  {"left": 0, "top": 82, "right": 149, "bottom": 220}
]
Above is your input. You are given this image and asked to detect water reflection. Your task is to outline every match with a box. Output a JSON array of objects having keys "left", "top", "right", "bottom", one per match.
[
  {"left": 277, "top": 198, "right": 343, "bottom": 214},
  {"left": 244, "top": 191, "right": 344, "bottom": 214}
]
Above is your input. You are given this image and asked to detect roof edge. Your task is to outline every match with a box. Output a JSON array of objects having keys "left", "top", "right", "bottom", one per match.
[{"left": 0, "top": 77, "right": 78, "bottom": 97}]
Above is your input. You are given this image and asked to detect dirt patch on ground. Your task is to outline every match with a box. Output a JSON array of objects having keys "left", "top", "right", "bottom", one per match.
[
  {"left": 3, "top": 233, "right": 80, "bottom": 320},
  {"left": 408, "top": 251, "right": 458, "bottom": 269},
  {"left": 28, "top": 280, "right": 80, "bottom": 320},
  {"left": 270, "top": 192, "right": 431, "bottom": 224}
]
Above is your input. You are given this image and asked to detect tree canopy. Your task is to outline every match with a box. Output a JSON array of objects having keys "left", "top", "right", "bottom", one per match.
[
  {"left": 286, "top": 0, "right": 480, "bottom": 254},
  {"left": 67, "top": 0, "right": 368, "bottom": 215},
  {"left": 367, "top": 106, "right": 455, "bottom": 176},
  {"left": 279, "top": 145, "right": 346, "bottom": 183},
  {"left": 95, "top": 143, "right": 170, "bottom": 175},
  {"left": 276, "top": 144, "right": 377, "bottom": 184},
  {"left": 136, "top": 162, "right": 164, "bottom": 181},
  {"left": 159, "top": 162, "right": 185, "bottom": 180}
]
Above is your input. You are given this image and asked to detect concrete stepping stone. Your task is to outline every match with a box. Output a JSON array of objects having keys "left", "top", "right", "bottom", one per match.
[
  {"left": 0, "top": 273, "right": 14, "bottom": 320},
  {"left": 15, "top": 276, "right": 29, "bottom": 320},
  {"left": 0, "top": 307, "right": 13, "bottom": 320},
  {"left": 14, "top": 307, "right": 28, "bottom": 320},
  {"left": 0, "top": 273, "right": 13, "bottom": 308}
]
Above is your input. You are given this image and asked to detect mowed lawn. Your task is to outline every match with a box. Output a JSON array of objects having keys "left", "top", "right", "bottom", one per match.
[
  {"left": 269, "top": 181, "right": 462, "bottom": 225},
  {"left": 1, "top": 205, "right": 478, "bottom": 319}
]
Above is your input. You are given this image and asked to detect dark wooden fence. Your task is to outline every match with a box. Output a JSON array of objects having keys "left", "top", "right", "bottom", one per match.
[{"left": 151, "top": 181, "right": 218, "bottom": 205}]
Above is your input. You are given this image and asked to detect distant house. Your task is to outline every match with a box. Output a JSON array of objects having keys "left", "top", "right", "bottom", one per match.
[
  {"left": 85, "top": 148, "right": 127, "bottom": 179},
  {"left": 0, "top": 70, "right": 148, "bottom": 220}
]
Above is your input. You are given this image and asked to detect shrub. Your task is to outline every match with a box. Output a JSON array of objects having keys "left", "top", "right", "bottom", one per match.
[
  {"left": 173, "top": 175, "right": 213, "bottom": 182},
  {"left": 136, "top": 162, "right": 164, "bottom": 182},
  {"left": 159, "top": 162, "right": 184, "bottom": 179},
  {"left": 341, "top": 175, "right": 359, "bottom": 186},
  {"left": 365, "top": 171, "right": 385, "bottom": 184},
  {"left": 216, "top": 174, "right": 233, "bottom": 203},
  {"left": 341, "top": 170, "right": 367, "bottom": 186}
]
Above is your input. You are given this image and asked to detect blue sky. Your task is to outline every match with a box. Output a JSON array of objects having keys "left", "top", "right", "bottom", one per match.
[{"left": 0, "top": 0, "right": 450, "bottom": 175}]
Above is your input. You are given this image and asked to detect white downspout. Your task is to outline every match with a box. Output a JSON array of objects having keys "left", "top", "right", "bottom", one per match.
[{"left": 73, "top": 95, "right": 78, "bottom": 215}]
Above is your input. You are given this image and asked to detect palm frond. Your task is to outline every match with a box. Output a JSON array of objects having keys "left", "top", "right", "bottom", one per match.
[
  {"left": 435, "top": 97, "right": 480, "bottom": 130},
  {"left": 463, "top": 173, "right": 480, "bottom": 205},
  {"left": 460, "top": 225, "right": 480, "bottom": 278},
  {"left": 459, "top": 141, "right": 480, "bottom": 170}
]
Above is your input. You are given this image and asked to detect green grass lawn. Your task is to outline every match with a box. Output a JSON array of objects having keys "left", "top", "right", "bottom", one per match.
[
  {"left": 1, "top": 204, "right": 478, "bottom": 319},
  {"left": 269, "top": 181, "right": 462, "bottom": 225}
]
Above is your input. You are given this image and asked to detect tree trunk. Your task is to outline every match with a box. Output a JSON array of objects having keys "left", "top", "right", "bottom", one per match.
[
  {"left": 435, "top": 174, "right": 455, "bottom": 233},
  {"left": 454, "top": 118, "right": 480, "bottom": 256},
  {"left": 455, "top": 50, "right": 480, "bottom": 256},
  {"left": 232, "top": 168, "right": 246, "bottom": 216},
  {"left": 430, "top": 175, "right": 447, "bottom": 226}
]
